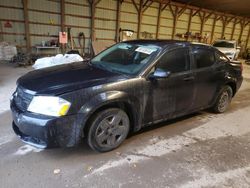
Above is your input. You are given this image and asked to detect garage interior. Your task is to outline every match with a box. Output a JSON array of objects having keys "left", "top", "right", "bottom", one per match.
[{"left": 0, "top": 0, "right": 250, "bottom": 187}]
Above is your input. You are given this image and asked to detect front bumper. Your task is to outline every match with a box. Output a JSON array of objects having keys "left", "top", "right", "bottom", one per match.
[{"left": 11, "top": 101, "right": 84, "bottom": 148}]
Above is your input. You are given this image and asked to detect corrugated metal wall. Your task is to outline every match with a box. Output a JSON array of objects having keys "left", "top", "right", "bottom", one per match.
[
  {"left": 0, "top": 0, "right": 25, "bottom": 46},
  {"left": 0, "top": 0, "right": 250, "bottom": 54},
  {"left": 64, "top": 0, "right": 90, "bottom": 53},
  {"left": 159, "top": 6, "right": 174, "bottom": 39},
  {"left": 120, "top": 0, "right": 138, "bottom": 39}
]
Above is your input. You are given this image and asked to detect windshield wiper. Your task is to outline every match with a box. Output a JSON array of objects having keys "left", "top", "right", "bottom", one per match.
[
  {"left": 93, "top": 63, "right": 127, "bottom": 75},
  {"left": 108, "top": 68, "right": 127, "bottom": 75}
]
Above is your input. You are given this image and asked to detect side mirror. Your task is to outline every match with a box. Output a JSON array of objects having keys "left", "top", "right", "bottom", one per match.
[
  {"left": 149, "top": 68, "right": 171, "bottom": 79},
  {"left": 236, "top": 46, "right": 241, "bottom": 50}
]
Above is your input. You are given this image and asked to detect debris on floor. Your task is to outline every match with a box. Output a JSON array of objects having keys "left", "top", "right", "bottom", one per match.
[
  {"left": 11, "top": 52, "right": 32, "bottom": 66},
  {"left": 87, "top": 166, "right": 93, "bottom": 172},
  {"left": 53, "top": 169, "right": 61, "bottom": 174}
]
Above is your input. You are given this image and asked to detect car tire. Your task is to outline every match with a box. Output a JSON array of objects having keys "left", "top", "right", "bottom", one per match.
[
  {"left": 213, "top": 85, "right": 233, "bottom": 113},
  {"left": 87, "top": 108, "right": 130, "bottom": 152}
]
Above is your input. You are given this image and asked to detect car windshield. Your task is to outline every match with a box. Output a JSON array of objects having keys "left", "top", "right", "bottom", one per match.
[
  {"left": 91, "top": 43, "right": 161, "bottom": 75},
  {"left": 213, "top": 41, "right": 234, "bottom": 48}
]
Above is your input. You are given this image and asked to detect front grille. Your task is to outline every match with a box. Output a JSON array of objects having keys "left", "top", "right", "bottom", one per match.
[{"left": 14, "top": 87, "right": 33, "bottom": 112}]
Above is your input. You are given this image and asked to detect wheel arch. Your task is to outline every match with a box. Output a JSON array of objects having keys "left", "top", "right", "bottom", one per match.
[{"left": 79, "top": 91, "right": 141, "bottom": 137}]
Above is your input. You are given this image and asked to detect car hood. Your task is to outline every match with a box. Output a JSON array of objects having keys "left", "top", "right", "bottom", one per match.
[
  {"left": 215, "top": 47, "right": 236, "bottom": 54},
  {"left": 17, "top": 62, "right": 126, "bottom": 95}
]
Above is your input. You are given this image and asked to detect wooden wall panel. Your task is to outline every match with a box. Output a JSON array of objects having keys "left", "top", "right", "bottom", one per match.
[{"left": 0, "top": 0, "right": 249, "bottom": 53}]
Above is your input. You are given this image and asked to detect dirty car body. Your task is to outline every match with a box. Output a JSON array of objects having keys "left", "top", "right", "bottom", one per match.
[{"left": 10, "top": 40, "right": 243, "bottom": 151}]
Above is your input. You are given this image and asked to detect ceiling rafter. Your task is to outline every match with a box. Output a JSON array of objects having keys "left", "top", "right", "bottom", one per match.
[
  {"left": 131, "top": 0, "right": 139, "bottom": 12},
  {"left": 150, "top": 0, "right": 249, "bottom": 23},
  {"left": 142, "top": 0, "right": 154, "bottom": 12},
  {"left": 192, "top": 8, "right": 201, "bottom": 17},
  {"left": 161, "top": 0, "right": 171, "bottom": 11}
]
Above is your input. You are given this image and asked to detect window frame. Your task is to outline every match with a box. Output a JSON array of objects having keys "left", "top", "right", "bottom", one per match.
[
  {"left": 215, "top": 50, "right": 230, "bottom": 64},
  {"left": 150, "top": 47, "right": 192, "bottom": 76},
  {"left": 191, "top": 47, "right": 216, "bottom": 69}
]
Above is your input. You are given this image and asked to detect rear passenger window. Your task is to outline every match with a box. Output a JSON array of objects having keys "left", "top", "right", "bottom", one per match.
[
  {"left": 215, "top": 52, "right": 228, "bottom": 63},
  {"left": 192, "top": 48, "right": 215, "bottom": 68},
  {"left": 156, "top": 48, "right": 190, "bottom": 73}
]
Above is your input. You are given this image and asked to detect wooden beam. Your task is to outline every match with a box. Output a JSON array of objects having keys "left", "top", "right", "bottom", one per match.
[
  {"left": 192, "top": 8, "right": 201, "bottom": 17},
  {"left": 169, "top": 5, "right": 178, "bottom": 39},
  {"left": 152, "top": 0, "right": 250, "bottom": 23},
  {"left": 245, "top": 21, "right": 250, "bottom": 27},
  {"left": 168, "top": 1, "right": 249, "bottom": 22},
  {"left": 88, "top": 0, "right": 97, "bottom": 41},
  {"left": 161, "top": 0, "right": 170, "bottom": 11},
  {"left": 231, "top": 18, "right": 237, "bottom": 40},
  {"left": 60, "top": 0, "right": 65, "bottom": 31},
  {"left": 210, "top": 15, "right": 217, "bottom": 43},
  {"left": 199, "top": 11, "right": 205, "bottom": 38},
  {"left": 0, "top": 19, "right": 3, "bottom": 41},
  {"left": 22, "top": 0, "right": 31, "bottom": 53},
  {"left": 177, "top": 6, "right": 186, "bottom": 18},
  {"left": 142, "top": 0, "right": 153, "bottom": 13},
  {"left": 221, "top": 15, "right": 228, "bottom": 39},
  {"left": 60, "top": 0, "right": 65, "bottom": 53},
  {"left": 137, "top": 0, "right": 143, "bottom": 38},
  {"left": 131, "top": 0, "right": 139, "bottom": 12},
  {"left": 216, "top": 15, "right": 222, "bottom": 21},
  {"left": 187, "top": 9, "right": 192, "bottom": 35},
  {"left": 156, "top": 2, "right": 162, "bottom": 39},
  {"left": 169, "top": 3, "right": 175, "bottom": 16},
  {"left": 221, "top": 21, "right": 226, "bottom": 39},
  {"left": 239, "top": 19, "right": 246, "bottom": 42},
  {"left": 236, "top": 19, "right": 242, "bottom": 25},
  {"left": 205, "top": 11, "right": 213, "bottom": 21},
  {"left": 115, "top": 0, "right": 122, "bottom": 42},
  {"left": 226, "top": 17, "right": 235, "bottom": 24},
  {"left": 143, "top": 0, "right": 150, "bottom": 7},
  {"left": 245, "top": 25, "right": 250, "bottom": 49}
]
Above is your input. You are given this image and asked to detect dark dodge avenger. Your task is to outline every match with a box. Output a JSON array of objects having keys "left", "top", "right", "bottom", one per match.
[{"left": 10, "top": 40, "right": 243, "bottom": 152}]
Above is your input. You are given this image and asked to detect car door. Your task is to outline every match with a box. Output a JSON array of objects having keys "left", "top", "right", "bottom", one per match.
[
  {"left": 191, "top": 47, "right": 220, "bottom": 109},
  {"left": 144, "top": 47, "right": 195, "bottom": 123}
]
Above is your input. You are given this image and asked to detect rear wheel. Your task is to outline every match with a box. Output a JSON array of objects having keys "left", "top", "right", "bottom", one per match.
[
  {"left": 87, "top": 108, "right": 130, "bottom": 152},
  {"left": 213, "top": 85, "right": 233, "bottom": 113}
]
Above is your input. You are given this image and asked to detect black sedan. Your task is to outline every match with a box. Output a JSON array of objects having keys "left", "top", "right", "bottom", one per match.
[{"left": 10, "top": 40, "right": 243, "bottom": 152}]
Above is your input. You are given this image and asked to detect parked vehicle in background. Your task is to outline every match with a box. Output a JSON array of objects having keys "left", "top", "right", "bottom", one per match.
[
  {"left": 213, "top": 40, "right": 240, "bottom": 60},
  {"left": 10, "top": 40, "right": 243, "bottom": 152}
]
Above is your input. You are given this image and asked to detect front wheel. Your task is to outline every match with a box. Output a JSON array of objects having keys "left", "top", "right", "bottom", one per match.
[
  {"left": 87, "top": 108, "right": 130, "bottom": 152},
  {"left": 213, "top": 86, "right": 233, "bottom": 113}
]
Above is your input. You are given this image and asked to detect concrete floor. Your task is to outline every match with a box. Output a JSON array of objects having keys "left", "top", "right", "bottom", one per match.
[{"left": 0, "top": 61, "right": 250, "bottom": 188}]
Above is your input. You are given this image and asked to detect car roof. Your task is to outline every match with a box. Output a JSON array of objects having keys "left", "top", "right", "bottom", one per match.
[
  {"left": 214, "top": 40, "right": 236, "bottom": 43},
  {"left": 123, "top": 39, "right": 189, "bottom": 47},
  {"left": 123, "top": 39, "right": 214, "bottom": 50}
]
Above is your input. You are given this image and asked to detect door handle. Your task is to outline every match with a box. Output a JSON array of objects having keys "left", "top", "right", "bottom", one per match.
[{"left": 183, "top": 76, "right": 195, "bottom": 81}]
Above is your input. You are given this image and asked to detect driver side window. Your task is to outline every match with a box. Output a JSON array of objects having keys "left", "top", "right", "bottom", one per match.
[{"left": 156, "top": 48, "right": 190, "bottom": 73}]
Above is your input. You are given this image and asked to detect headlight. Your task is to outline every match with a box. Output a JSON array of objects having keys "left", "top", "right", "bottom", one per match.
[{"left": 27, "top": 96, "right": 71, "bottom": 117}]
